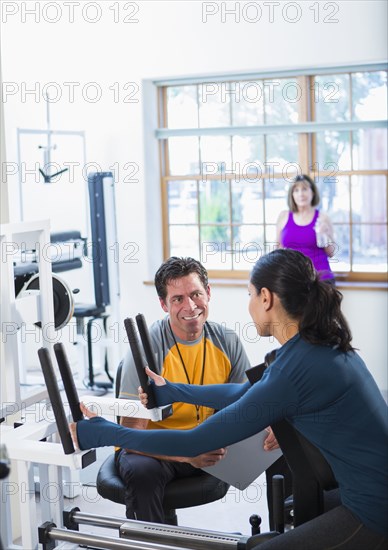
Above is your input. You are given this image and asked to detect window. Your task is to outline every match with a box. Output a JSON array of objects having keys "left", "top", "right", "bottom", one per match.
[{"left": 156, "top": 65, "right": 387, "bottom": 282}]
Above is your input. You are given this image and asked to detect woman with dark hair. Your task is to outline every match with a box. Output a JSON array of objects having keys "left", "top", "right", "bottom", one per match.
[
  {"left": 73, "top": 249, "right": 387, "bottom": 549},
  {"left": 276, "top": 174, "right": 335, "bottom": 282}
]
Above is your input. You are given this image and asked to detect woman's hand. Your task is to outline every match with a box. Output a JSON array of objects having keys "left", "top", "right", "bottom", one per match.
[
  {"left": 138, "top": 366, "right": 166, "bottom": 406},
  {"left": 80, "top": 402, "right": 98, "bottom": 418}
]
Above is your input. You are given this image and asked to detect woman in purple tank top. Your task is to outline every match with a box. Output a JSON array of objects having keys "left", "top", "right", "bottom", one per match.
[{"left": 276, "top": 175, "right": 335, "bottom": 281}]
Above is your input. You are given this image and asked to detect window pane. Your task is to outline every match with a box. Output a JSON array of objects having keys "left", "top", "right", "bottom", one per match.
[
  {"left": 168, "top": 137, "right": 200, "bottom": 175},
  {"left": 232, "top": 135, "right": 265, "bottom": 177},
  {"left": 352, "top": 224, "right": 387, "bottom": 272},
  {"left": 265, "top": 224, "right": 278, "bottom": 246},
  {"left": 170, "top": 225, "right": 199, "bottom": 258},
  {"left": 266, "top": 133, "right": 299, "bottom": 171},
  {"left": 231, "top": 81, "right": 264, "bottom": 126},
  {"left": 351, "top": 175, "right": 387, "bottom": 224},
  {"left": 167, "top": 85, "right": 198, "bottom": 129},
  {"left": 353, "top": 128, "right": 388, "bottom": 170},
  {"left": 264, "top": 78, "right": 300, "bottom": 125},
  {"left": 231, "top": 180, "right": 263, "bottom": 224},
  {"left": 200, "top": 226, "right": 232, "bottom": 270},
  {"left": 352, "top": 71, "right": 387, "bottom": 121},
  {"left": 198, "top": 83, "right": 231, "bottom": 127},
  {"left": 200, "top": 136, "right": 232, "bottom": 174},
  {"left": 168, "top": 181, "right": 198, "bottom": 224},
  {"left": 315, "top": 131, "right": 351, "bottom": 171},
  {"left": 330, "top": 225, "right": 351, "bottom": 272},
  {"left": 264, "top": 178, "right": 288, "bottom": 224},
  {"left": 232, "top": 225, "right": 264, "bottom": 270},
  {"left": 314, "top": 74, "right": 350, "bottom": 122},
  {"left": 316, "top": 175, "right": 350, "bottom": 219},
  {"left": 199, "top": 180, "right": 229, "bottom": 224}
]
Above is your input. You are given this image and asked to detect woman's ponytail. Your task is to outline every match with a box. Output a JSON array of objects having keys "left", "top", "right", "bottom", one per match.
[
  {"left": 250, "top": 249, "right": 354, "bottom": 352},
  {"left": 300, "top": 279, "right": 353, "bottom": 351}
]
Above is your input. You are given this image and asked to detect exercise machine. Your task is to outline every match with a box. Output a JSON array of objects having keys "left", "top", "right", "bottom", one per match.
[{"left": 36, "top": 320, "right": 281, "bottom": 549}]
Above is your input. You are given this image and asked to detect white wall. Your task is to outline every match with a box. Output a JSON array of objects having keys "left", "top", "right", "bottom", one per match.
[{"left": 1, "top": 1, "right": 387, "bottom": 389}]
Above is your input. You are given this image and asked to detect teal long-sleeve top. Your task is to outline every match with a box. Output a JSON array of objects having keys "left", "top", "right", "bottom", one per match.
[{"left": 77, "top": 334, "right": 388, "bottom": 536}]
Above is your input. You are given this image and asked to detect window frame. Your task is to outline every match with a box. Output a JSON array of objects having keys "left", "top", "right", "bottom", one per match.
[{"left": 156, "top": 63, "right": 388, "bottom": 283}]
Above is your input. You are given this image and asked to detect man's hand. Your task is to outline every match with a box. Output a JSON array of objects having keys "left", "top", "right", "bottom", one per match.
[
  {"left": 263, "top": 427, "right": 280, "bottom": 451},
  {"left": 186, "top": 448, "right": 227, "bottom": 468}
]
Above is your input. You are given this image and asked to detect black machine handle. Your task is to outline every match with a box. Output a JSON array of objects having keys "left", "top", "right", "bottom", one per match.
[
  {"left": 37, "top": 348, "right": 75, "bottom": 455},
  {"left": 135, "top": 314, "right": 159, "bottom": 373},
  {"left": 53, "top": 343, "right": 83, "bottom": 422},
  {"left": 272, "top": 475, "right": 285, "bottom": 534},
  {"left": 124, "top": 317, "right": 157, "bottom": 409}
]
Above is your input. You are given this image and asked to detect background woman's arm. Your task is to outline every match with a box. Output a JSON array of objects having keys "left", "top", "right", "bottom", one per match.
[{"left": 276, "top": 210, "right": 288, "bottom": 248}]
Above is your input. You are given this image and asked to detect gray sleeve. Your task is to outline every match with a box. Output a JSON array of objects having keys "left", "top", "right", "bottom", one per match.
[
  {"left": 224, "top": 329, "right": 251, "bottom": 383},
  {"left": 118, "top": 348, "right": 143, "bottom": 399},
  {"left": 215, "top": 325, "right": 251, "bottom": 383}
]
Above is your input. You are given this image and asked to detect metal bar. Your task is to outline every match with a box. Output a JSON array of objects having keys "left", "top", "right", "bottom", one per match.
[
  {"left": 69, "top": 512, "right": 244, "bottom": 550},
  {"left": 45, "top": 527, "right": 189, "bottom": 550},
  {"left": 37, "top": 348, "right": 75, "bottom": 454},
  {"left": 67, "top": 510, "right": 124, "bottom": 529},
  {"left": 155, "top": 119, "right": 387, "bottom": 139}
]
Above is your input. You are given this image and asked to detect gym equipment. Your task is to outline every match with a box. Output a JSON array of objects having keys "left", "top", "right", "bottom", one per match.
[
  {"left": 38, "top": 506, "right": 280, "bottom": 550},
  {"left": 0, "top": 444, "right": 11, "bottom": 550},
  {"left": 73, "top": 172, "right": 120, "bottom": 394},
  {"left": 22, "top": 272, "right": 74, "bottom": 331},
  {"left": 98, "top": 314, "right": 230, "bottom": 525},
  {"left": 37, "top": 343, "right": 280, "bottom": 548},
  {"left": 96, "top": 360, "right": 230, "bottom": 525},
  {"left": 124, "top": 316, "right": 158, "bottom": 409},
  {"left": 1, "top": 219, "right": 56, "bottom": 413}
]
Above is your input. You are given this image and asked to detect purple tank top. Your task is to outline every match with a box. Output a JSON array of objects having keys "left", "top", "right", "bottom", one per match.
[{"left": 281, "top": 209, "right": 334, "bottom": 280}]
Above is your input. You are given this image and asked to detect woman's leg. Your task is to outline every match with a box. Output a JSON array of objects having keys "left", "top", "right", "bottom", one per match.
[{"left": 257, "top": 505, "right": 387, "bottom": 550}]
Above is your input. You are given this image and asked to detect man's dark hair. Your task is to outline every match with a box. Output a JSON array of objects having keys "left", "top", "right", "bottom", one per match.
[{"left": 154, "top": 257, "right": 209, "bottom": 300}]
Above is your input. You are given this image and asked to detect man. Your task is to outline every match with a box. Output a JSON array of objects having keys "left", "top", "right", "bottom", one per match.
[{"left": 116, "top": 256, "right": 251, "bottom": 523}]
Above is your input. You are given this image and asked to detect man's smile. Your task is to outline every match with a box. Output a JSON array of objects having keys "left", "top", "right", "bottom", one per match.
[{"left": 181, "top": 312, "right": 202, "bottom": 321}]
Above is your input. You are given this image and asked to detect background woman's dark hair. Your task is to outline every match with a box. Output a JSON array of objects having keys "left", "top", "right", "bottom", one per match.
[
  {"left": 155, "top": 257, "right": 209, "bottom": 300},
  {"left": 250, "top": 249, "right": 353, "bottom": 352},
  {"left": 288, "top": 174, "right": 320, "bottom": 212}
]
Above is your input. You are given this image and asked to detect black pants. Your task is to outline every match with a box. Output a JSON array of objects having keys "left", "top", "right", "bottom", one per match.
[
  {"left": 256, "top": 505, "right": 387, "bottom": 550},
  {"left": 116, "top": 449, "right": 202, "bottom": 523}
]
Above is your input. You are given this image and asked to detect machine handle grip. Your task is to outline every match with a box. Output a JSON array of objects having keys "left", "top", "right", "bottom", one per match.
[
  {"left": 135, "top": 314, "right": 158, "bottom": 374},
  {"left": 124, "top": 318, "right": 157, "bottom": 409},
  {"left": 54, "top": 343, "right": 83, "bottom": 422},
  {"left": 38, "top": 348, "right": 75, "bottom": 455},
  {"left": 272, "top": 474, "right": 285, "bottom": 534}
]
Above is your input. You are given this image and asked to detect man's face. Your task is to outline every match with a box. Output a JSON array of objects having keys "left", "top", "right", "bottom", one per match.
[{"left": 160, "top": 273, "right": 211, "bottom": 341}]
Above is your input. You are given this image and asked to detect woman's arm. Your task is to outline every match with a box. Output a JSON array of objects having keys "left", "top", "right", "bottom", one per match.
[
  {"left": 76, "top": 367, "right": 298, "bottom": 456},
  {"left": 149, "top": 369, "right": 250, "bottom": 410},
  {"left": 276, "top": 210, "right": 288, "bottom": 248}
]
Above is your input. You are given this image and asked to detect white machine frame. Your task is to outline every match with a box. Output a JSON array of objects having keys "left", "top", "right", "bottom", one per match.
[{"left": 1, "top": 219, "right": 56, "bottom": 413}]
